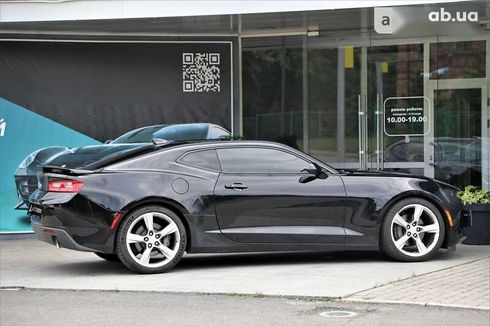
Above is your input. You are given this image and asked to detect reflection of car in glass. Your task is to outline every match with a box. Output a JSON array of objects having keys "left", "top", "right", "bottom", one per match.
[
  {"left": 29, "top": 140, "right": 465, "bottom": 274},
  {"left": 14, "top": 123, "right": 230, "bottom": 208},
  {"left": 380, "top": 137, "right": 481, "bottom": 188}
]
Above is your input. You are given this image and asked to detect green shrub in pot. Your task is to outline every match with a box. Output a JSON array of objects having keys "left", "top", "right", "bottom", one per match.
[
  {"left": 457, "top": 186, "right": 490, "bottom": 245},
  {"left": 457, "top": 186, "right": 490, "bottom": 205}
]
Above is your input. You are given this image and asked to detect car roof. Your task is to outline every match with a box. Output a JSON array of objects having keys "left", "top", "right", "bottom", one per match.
[
  {"left": 156, "top": 140, "right": 334, "bottom": 168},
  {"left": 128, "top": 123, "right": 229, "bottom": 133},
  {"left": 159, "top": 140, "right": 288, "bottom": 151},
  {"left": 89, "top": 140, "right": 284, "bottom": 170},
  {"left": 98, "top": 139, "right": 338, "bottom": 174}
]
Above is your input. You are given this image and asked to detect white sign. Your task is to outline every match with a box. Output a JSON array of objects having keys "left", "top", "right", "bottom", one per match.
[{"left": 384, "top": 96, "right": 430, "bottom": 137}]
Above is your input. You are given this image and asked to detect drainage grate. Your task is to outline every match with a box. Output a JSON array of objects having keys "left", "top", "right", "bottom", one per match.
[{"left": 319, "top": 311, "right": 357, "bottom": 318}]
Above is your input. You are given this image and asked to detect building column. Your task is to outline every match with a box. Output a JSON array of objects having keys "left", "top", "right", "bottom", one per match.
[{"left": 337, "top": 47, "right": 345, "bottom": 162}]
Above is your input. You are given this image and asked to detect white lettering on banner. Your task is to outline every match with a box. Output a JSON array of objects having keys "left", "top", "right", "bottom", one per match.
[{"left": 0, "top": 118, "right": 6, "bottom": 137}]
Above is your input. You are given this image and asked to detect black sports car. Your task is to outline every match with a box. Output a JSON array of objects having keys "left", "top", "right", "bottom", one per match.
[
  {"left": 14, "top": 123, "right": 230, "bottom": 209},
  {"left": 29, "top": 140, "right": 465, "bottom": 274}
]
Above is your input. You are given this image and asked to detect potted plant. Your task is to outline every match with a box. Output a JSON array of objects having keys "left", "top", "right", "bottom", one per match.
[{"left": 457, "top": 185, "right": 490, "bottom": 245}]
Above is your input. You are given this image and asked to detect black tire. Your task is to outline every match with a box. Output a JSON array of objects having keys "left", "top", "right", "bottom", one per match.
[
  {"left": 380, "top": 198, "right": 445, "bottom": 262},
  {"left": 94, "top": 252, "right": 120, "bottom": 262},
  {"left": 115, "top": 205, "right": 187, "bottom": 274}
]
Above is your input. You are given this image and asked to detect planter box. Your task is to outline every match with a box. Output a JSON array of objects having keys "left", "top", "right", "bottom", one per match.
[{"left": 462, "top": 204, "right": 490, "bottom": 245}]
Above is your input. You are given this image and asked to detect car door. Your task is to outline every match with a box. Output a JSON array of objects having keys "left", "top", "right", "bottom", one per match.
[{"left": 213, "top": 146, "right": 347, "bottom": 244}]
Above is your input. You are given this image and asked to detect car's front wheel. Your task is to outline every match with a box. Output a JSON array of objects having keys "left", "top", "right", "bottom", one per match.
[
  {"left": 381, "top": 198, "right": 445, "bottom": 262},
  {"left": 115, "top": 205, "right": 186, "bottom": 274}
]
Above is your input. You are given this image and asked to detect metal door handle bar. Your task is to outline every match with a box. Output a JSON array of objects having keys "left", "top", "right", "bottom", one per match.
[{"left": 225, "top": 183, "right": 248, "bottom": 190}]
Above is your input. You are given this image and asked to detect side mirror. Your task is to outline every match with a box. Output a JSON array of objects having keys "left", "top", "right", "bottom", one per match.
[
  {"left": 299, "top": 174, "right": 317, "bottom": 184},
  {"left": 312, "top": 162, "right": 328, "bottom": 179},
  {"left": 104, "top": 140, "right": 113, "bottom": 144},
  {"left": 299, "top": 162, "right": 328, "bottom": 183}
]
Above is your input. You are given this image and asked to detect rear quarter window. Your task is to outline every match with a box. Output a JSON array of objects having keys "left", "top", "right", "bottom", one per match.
[{"left": 178, "top": 149, "right": 221, "bottom": 171}]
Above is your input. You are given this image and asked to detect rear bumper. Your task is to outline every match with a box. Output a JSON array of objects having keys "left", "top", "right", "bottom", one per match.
[
  {"left": 29, "top": 191, "right": 117, "bottom": 254},
  {"left": 31, "top": 222, "right": 94, "bottom": 252}
]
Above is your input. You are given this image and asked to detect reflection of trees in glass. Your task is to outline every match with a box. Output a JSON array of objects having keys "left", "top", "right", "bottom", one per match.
[
  {"left": 430, "top": 41, "right": 486, "bottom": 80},
  {"left": 434, "top": 89, "right": 482, "bottom": 188},
  {"left": 243, "top": 46, "right": 361, "bottom": 160},
  {"left": 368, "top": 44, "right": 424, "bottom": 150},
  {"left": 308, "top": 48, "right": 360, "bottom": 157},
  {"left": 242, "top": 48, "right": 303, "bottom": 146}
]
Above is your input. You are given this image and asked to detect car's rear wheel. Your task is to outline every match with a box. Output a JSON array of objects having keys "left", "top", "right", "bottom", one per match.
[
  {"left": 115, "top": 205, "right": 186, "bottom": 274},
  {"left": 380, "top": 198, "right": 445, "bottom": 262},
  {"left": 94, "top": 252, "right": 120, "bottom": 262}
]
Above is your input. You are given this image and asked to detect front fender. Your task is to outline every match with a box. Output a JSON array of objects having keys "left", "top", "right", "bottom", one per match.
[{"left": 341, "top": 175, "right": 452, "bottom": 245}]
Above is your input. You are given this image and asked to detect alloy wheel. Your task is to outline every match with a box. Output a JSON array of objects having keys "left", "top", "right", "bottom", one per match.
[
  {"left": 390, "top": 204, "right": 441, "bottom": 257},
  {"left": 125, "top": 212, "right": 181, "bottom": 268}
]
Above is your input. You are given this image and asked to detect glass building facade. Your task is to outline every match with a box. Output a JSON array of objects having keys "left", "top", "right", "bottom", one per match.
[
  {"left": 239, "top": 3, "right": 489, "bottom": 190},
  {"left": 1, "top": 0, "right": 489, "bottom": 193}
]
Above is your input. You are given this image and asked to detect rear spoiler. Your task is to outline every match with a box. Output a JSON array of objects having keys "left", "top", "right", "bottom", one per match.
[
  {"left": 42, "top": 165, "right": 95, "bottom": 176},
  {"left": 84, "top": 144, "right": 155, "bottom": 170}
]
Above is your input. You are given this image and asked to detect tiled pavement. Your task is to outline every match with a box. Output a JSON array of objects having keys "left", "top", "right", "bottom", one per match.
[{"left": 346, "top": 258, "right": 490, "bottom": 310}]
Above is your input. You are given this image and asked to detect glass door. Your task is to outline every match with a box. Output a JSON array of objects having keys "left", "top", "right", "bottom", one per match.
[
  {"left": 360, "top": 40, "right": 488, "bottom": 190},
  {"left": 427, "top": 80, "right": 488, "bottom": 189},
  {"left": 365, "top": 44, "right": 427, "bottom": 175},
  {"left": 307, "top": 46, "right": 362, "bottom": 170}
]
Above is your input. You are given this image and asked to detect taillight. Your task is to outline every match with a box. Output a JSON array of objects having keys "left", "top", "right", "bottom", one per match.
[{"left": 47, "top": 179, "right": 84, "bottom": 193}]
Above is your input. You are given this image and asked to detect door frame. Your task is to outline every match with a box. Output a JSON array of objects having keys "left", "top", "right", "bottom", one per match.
[{"left": 426, "top": 78, "right": 489, "bottom": 189}]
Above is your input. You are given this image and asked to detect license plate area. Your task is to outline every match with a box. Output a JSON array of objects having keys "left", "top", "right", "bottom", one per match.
[{"left": 28, "top": 203, "right": 43, "bottom": 217}]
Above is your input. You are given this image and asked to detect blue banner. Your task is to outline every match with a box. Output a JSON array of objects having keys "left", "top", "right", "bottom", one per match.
[{"left": 0, "top": 98, "right": 99, "bottom": 233}]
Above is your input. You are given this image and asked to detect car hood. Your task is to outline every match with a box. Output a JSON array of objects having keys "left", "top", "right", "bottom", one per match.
[
  {"left": 338, "top": 169, "right": 427, "bottom": 179},
  {"left": 339, "top": 169, "right": 460, "bottom": 190},
  {"left": 45, "top": 143, "right": 147, "bottom": 169}
]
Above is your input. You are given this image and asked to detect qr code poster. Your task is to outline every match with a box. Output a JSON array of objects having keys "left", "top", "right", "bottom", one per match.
[{"left": 182, "top": 53, "right": 221, "bottom": 93}]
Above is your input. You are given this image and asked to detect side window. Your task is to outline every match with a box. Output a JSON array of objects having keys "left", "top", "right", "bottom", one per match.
[
  {"left": 179, "top": 149, "right": 221, "bottom": 171},
  {"left": 208, "top": 127, "right": 230, "bottom": 139},
  {"left": 217, "top": 147, "right": 311, "bottom": 173}
]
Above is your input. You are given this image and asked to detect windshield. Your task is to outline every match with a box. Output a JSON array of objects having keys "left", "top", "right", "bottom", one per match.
[
  {"left": 111, "top": 125, "right": 166, "bottom": 144},
  {"left": 152, "top": 124, "right": 209, "bottom": 141}
]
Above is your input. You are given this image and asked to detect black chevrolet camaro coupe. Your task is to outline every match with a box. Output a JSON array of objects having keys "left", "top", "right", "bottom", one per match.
[{"left": 29, "top": 140, "right": 465, "bottom": 274}]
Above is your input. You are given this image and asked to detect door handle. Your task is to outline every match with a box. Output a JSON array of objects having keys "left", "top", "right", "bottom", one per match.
[{"left": 225, "top": 183, "right": 248, "bottom": 190}]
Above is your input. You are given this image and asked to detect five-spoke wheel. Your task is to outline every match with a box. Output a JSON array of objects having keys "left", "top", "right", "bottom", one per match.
[
  {"left": 381, "top": 198, "right": 445, "bottom": 262},
  {"left": 115, "top": 206, "right": 186, "bottom": 273}
]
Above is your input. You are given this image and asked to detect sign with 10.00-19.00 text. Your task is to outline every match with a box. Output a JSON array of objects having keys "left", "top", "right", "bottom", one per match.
[{"left": 384, "top": 96, "right": 430, "bottom": 137}]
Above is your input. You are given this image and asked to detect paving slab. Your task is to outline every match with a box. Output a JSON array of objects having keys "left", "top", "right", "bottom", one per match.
[
  {"left": 1, "top": 239, "right": 489, "bottom": 299},
  {"left": 346, "top": 257, "right": 490, "bottom": 310}
]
